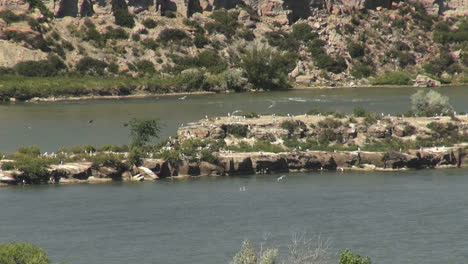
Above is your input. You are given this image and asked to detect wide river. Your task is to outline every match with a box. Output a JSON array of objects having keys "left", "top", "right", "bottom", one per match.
[
  {"left": 2, "top": 169, "right": 468, "bottom": 264},
  {"left": 0, "top": 86, "right": 467, "bottom": 153},
  {"left": 0, "top": 86, "right": 467, "bottom": 264}
]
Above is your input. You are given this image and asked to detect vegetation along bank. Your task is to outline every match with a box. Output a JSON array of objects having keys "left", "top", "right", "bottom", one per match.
[{"left": 0, "top": 0, "right": 467, "bottom": 101}]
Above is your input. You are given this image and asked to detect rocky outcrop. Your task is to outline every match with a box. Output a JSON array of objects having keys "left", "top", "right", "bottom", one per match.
[
  {"left": 0, "top": 40, "right": 47, "bottom": 68},
  {"left": 414, "top": 75, "right": 442, "bottom": 87}
]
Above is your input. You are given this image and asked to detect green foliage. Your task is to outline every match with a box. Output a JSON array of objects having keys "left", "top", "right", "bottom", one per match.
[
  {"left": 141, "top": 38, "right": 159, "bottom": 50},
  {"left": 89, "top": 152, "right": 128, "bottom": 171},
  {"left": 129, "top": 118, "right": 161, "bottom": 147},
  {"left": 0, "top": 10, "right": 25, "bottom": 24},
  {"left": 280, "top": 120, "right": 306, "bottom": 133},
  {"left": 228, "top": 140, "right": 284, "bottom": 153},
  {"left": 112, "top": 7, "right": 135, "bottom": 28},
  {"left": 104, "top": 26, "right": 128, "bottom": 40},
  {"left": 308, "top": 40, "right": 347, "bottom": 73},
  {"left": 265, "top": 31, "right": 300, "bottom": 52},
  {"left": 317, "top": 117, "right": 342, "bottom": 129},
  {"left": 142, "top": 18, "right": 158, "bottom": 29},
  {"left": 194, "top": 33, "right": 209, "bottom": 48},
  {"left": 433, "top": 19, "right": 468, "bottom": 44},
  {"left": 0, "top": 242, "right": 50, "bottom": 264},
  {"left": 347, "top": 42, "right": 365, "bottom": 58},
  {"left": 427, "top": 122, "right": 458, "bottom": 138},
  {"left": 206, "top": 9, "right": 240, "bottom": 39},
  {"left": 238, "top": 45, "right": 296, "bottom": 90},
  {"left": 25, "top": 0, "right": 53, "bottom": 18},
  {"left": 13, "top": 56, "right": 66, "bottom": 77},
  {"left": 157, "top": 150, "right": 180, "bottom": 163},
  {"left": 134, "top": 60, "right": 155, "bottom": 75},
  {"left": 353, "top": 107, "right": 371, "bottom": 117},
  {"left": 226, "top": 124, "right": 248, "bottom": 138},
  {"left": 371, "top": 71, "right": 412, "bottom": 85},
  {"left": 158, "top": 28, "right": 190, "bottom": 44},
  {"left": 423, "top": 50, "right": 454, "bottom": 76},
  {"left": 411, "top": 89, "right": 453, "bottom": 116},
  {"left": 291, "top": 23, "right": 317, "bottom": 42},
  {"left": 221, "top": 68, "right": 248, "bottom": 92},
  {"left": 200, "top": 149, "right": 217, "bottom": 163},
  {"left": 339, "top": 249, "right": 371, "bottom": 264},
  {"left": 11, "top": 157, "right": 50, "bottom": 184},
  {"left": 17, "top": 145, "right": 41, "bottom": 156},
  {"left": 243, "top": 112, "right": 259, "bottom": 118},
  {"left": 76, "top": 57, "right": 108, "bottom": 75},
  {"left": 350, "top": 63, "right": 374, "bottom": 79}
]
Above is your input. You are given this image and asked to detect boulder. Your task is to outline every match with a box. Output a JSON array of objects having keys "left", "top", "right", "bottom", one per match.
[
  {"left": 49, "top": 162, "right": 93, "bottom": 180},
  {"left": 199, "top": 161, "right": 225, "bottom": 176},
  {"left": 138, "top": 166, "right": 159, "bottom": 180},
  {"left": 413, "top": 75, "right": 441, "bottom": 87}
]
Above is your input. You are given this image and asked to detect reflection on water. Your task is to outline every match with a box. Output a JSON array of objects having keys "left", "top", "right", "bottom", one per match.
[
  {"left": 1, "top": 169, "right": 468, "bottom": 264},
  {"left": 0, "top": 86, "right": 466, "bottom": 152}
]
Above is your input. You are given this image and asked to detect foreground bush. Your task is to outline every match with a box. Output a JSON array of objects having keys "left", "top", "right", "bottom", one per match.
[
  {"left": 411, "top": 89, "right": 453, "bottom": 116},
  {"left": 0, "top": 242, "right": 50, "bottom": 264}
]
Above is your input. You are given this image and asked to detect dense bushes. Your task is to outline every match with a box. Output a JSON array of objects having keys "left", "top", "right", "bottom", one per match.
[
  {"left": 371, "top": 71, "right": 412, "bottom": 85},
  {"left": 142, "top": 18, "right": 158, "bottom": 29},
  {"left": 112, "top": 0, "right": 135, "bottom": 28},
  {"left": 13, "top": 55, "right": 66, "bottom": 77},
  {"left": 76, "top": 57, "right": 109, "bottom": 75},
  {"left": 347, "top": 42, "right": 365, "bottom": 58},
  {"left": 308, "top": 39, "right": 347, "bottom": 74},
  {"left": 238, "top": 45, "right": 296, "bottom": 90},
  {"left": 158, "top": 28, "right": 190, "bottom": 44},
  {"left": 411, "top": 89, "right": 453, "bottom": 116},
  {"left": 423, "top": 50, "right": 455, "bottom": 76},
  {"left": 0, "top": 242, "right": 50, "bottom": 264},
  {"left": 433, "top": 20, "right": 468, "bottom": 44},
  {"left": 265, "top": 30, "right": 300, "bottom": 52},
  {"left": 205, "top": 9, "right": 239, "bottom": 39},
  {"left": 291, "top": 23, "right": 317, "bottom": 42},
  {"left": 350, "top": 63, "right": 374, "bottom": 79},
  {"left": 168, "top": 50, "right": 227, "bottom": 74}
]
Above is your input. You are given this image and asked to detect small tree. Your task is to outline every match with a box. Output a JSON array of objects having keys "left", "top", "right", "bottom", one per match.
[
  {"left": 129, "top": 118, "right": 161, "bottom": 147},
  {"left": 0, "top": 242, "right": 50, "bottom": 264},
  {"left": 410, "top": 89, "right": 453, "bottom": 116},
  {"left": 339, "top": 249, "right": 371, "bottom": 264}
]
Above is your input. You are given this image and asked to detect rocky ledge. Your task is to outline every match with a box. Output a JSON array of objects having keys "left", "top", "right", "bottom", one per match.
[{"left": 1, "top": 113, "right": 467, "bottom": 185}]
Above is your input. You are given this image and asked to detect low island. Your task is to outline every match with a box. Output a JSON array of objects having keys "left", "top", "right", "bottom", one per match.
[{"left": 1, "top": 105, "right": 467, "bottom": 186}]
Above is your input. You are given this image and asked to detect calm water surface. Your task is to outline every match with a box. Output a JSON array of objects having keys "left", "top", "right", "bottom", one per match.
[
  {"left": 0, "top": 86, "right": 467, "bottom": 153},
  {"left": 1, "top": 169, "right": 468, "bottom": 264}
]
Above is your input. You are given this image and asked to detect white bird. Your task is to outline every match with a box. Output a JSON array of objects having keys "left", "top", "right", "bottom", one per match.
[
  {"left": 339, "top": 167, "right": 344, "bottom": 172},
  {"left": 228, "top": 113, "right": 231, "bottom": 117},
  {"left": 358, "top": 147, "right": 361, "bottom": 151},
  {"left": 320, "top": 167, "right": 324, "bottom": 171},
  {"left": 179, "top": 95, "right": 187, "bottom": 100},
  {"left": 239, "top": 186, "right": 246, "bottom": 191},
  {"left": 232, "top": 110, "right": 242, "bottom": 115},
  {"left": 205, "top": 115, "right": 208, "bottom": 119},
  {"left": 277, "top": 175, "right": 286, "bottom": 181}
]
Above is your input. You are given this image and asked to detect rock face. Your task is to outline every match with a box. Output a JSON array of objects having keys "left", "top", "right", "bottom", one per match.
[
  {"left": 414, "top": 75, "right": 442, "bottom": 87},
  {"left": 0, "top": 40, "right": 47, "bottom": 68}
]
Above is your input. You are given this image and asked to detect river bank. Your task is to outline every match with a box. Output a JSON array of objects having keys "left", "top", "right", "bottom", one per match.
[{"left": 1, "top": 113, "right": 467, "bottom": 186}]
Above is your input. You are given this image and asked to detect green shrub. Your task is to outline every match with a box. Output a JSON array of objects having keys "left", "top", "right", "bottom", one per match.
[
  {"left": 112, "top": 7, "right": 135, "bottom": 28},
  {"left": 17, "top": 145, "right": 41, "bottom": 156},
  {"left": 371, "top": 71, "right": 412, "bottom": 85},
  {"left": 317, "top": 117, "right": 342, "bottom": 129},
  {"left": 243, "top": 112, "right": 259, "bottom": 118},
  {"left": 75, "top": 57, "right": 108, "bottom": 75},
  {"left": 339, "top": 249, "right": 371, "bottom": 264},
  {"left": 221, "top": 68, "right": 248, "bottom": 92},
  {"left": 157, "top": 150, "right": 180, "bottom": 163},
  {"left": 427, "top": 122, "right": 458, "bottom": 138},
  {"left": 433, "top": 19, "right": 468, "bottom": 44},
  {"left": 13, "top": 55, "right": 66, "bottom": 77},
  {"left": 291, "top": 23, "right": 317, "bottom": 42},
  {"left": 226, "top": 124, "right": 248, "bottom": 138},
  {"left": 353, "top": 107, "right": 371, "bottom": 117},
  {"left": 0, "top": 10, "right": 25, "bottom": 24},
  {"left": 141, "top": 38, "right": 159, "bottom": 50},
  {"left": 0, "top": 242, "right": 50, "bottom": 264},
  {"left": 280, "top": 120, "right": 306, "bottom": 133},
  {"left": 90, "top": 152, "right": 128, "bottom": 171},
  {"left": 131, "top": 33, "right": 141, "bottom": 41},
  {"left": 308, "top": 39, "right": 326, "bottom": 57},
  {"left": 200, "top": 149, "right": 217, "bottom": 163},
  {"left": 350, "top": 63, "right": 374, "bottom": 79},
  {"left": 158, "top": 28, "right": 190, "bottom": 44},
  {"left": 206, "top": 9, "right": 239, "bottom": 39},
  {"left": 411, "top": 89, "right": 453, "bottom": 116},
  {"left": 134, "top": 60, "right": 155, "bottom": 75},
  {"left": 194, "top": 33, "right": 209, "bottom": 48},
  {"left": 142, "top": 18, "right": 158, "bottom": 29},
  {"left": 162, "top": 10, "right": 176, "bottom": 18},
  {"left": 238, "top": 46, "right": 296, "bottom": 90},
  {"left": 265, "top": 30, "right": 300, "bottom": 52},
  {"left": 129, "top": 118, "right": 161, "bottom": 147},
  {"left": 347, "top": 42, "right": 365, "bottom": 58},
  {"left": 104, "top": 26, "right": 128, "bottom": 39},
  {"left": 236, "top": 29, "right": 255, "bottom": 41},
  {"left": 423, "top": 50, "right": 454, "bottom": 76},
  {"left": 11, "top": 157, "right": 50, "bottom": 184},
  {"left": 62, "top": 40, "right": 75, "bottom": 51}
]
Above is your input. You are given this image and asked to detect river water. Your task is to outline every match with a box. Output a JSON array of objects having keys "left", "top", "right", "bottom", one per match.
[
  {"left": 0, "top": 86, "right": 467, "bottom": 153},
  {"left": 1, "top": 86, "right": 468, "bottom": 263},
  {"left": 1, "top": 169, "right": 468, "bottom": 264}
]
